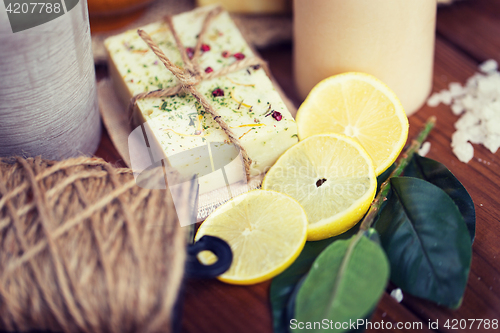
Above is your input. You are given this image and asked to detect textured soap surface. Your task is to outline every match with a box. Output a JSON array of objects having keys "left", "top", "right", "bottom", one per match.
[{"left": 104, "top": 6, "right": 298, "bottom": 189}]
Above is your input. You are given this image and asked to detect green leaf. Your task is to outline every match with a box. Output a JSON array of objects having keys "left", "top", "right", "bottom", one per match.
[
  {"left": 404, "top": 154, "right": 476, "bottom": 242},
  {"left": 271, "top": 239, "right": 333, "bottom": 333},
  {"left": 293, "top": 233, "right": 389, "bottom": 333},
  {"left": 374, "top": 177, "right": 472, "bottom": 308},
  {"left": 270, "top": 227, "right": 358, "bottom": 333}
]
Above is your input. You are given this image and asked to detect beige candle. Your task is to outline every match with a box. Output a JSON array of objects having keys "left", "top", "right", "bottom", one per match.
[{"left": 294, "top": 0, "right": 436, "bottom": 116}]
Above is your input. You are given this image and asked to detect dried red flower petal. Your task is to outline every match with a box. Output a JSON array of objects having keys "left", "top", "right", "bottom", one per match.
[
  {"left": 222, "top": 51, "right": 230, "bottom": 58},
  {"left": 272, "top": 111, "right": 282, "bottom": 121},
  {"left": 212, "top": 88, "right": 224, "bottom": 97},
  {"left": 233, "top": 53, "right": 245, "bottom": 60},
  {"left": 201, "top": 44, "right": 211, "bottom": 52},
  {"left": 205, "top": 67, "right": 214, "bottom": 73},
  {"left": 186, "top": 47, "right": 194, "bottom": 59}
]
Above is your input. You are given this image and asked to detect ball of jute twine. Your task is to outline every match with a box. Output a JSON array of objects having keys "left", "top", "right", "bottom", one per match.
[{"left": 0, "top": 156, "right": 186, "bottom": 333}]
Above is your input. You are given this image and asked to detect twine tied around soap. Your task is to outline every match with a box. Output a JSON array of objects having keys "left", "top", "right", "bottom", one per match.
[{"left": 129, "top": 6, "right": 265, "bottom": 179}]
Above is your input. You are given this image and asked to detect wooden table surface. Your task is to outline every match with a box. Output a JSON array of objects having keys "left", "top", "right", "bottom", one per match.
[{"left": 95, "top": 1, "right": 500, "bottom": 332}]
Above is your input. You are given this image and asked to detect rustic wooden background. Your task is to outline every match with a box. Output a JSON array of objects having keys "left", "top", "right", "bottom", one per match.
[{"left": 95, "top": 1, "right": 500, "bottom": 332}]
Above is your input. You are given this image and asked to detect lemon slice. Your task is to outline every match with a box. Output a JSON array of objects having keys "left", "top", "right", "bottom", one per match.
[
  {"left": 262, "top": 134, "right": 376, "bottom": 241},
  {"left": 296, "top": 72, "right": 409, "bottom": 175},
  {"left": 195, "top": 190, "right": 307, "bottom": 285}
]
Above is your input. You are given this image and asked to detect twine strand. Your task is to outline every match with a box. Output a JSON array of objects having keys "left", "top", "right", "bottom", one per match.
[
  {"left": 164, "top": 15, "right": 193, "bottom": 73},
  {"left": 192, "top": 6, "right": 223, "bottom": 62},
  {"left": 0, "top": 166, "right": 71, "bottom": 332},
  {"left": 18, "top": 157, "right": 89, "bottom": 332},
  {"left": 71, "top": 177, "right": 116, "bottom": 333},
  {"left": 2, "top": 171, "right": 137, "bottom": 277},
  {"left": 0, "top": 157, "right": 186, "bottom": 332}
]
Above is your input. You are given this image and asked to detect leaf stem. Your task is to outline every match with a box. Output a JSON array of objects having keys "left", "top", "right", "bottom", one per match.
[
  {"left": 324, "top": 231, "right": 364, "bottom": 317},
  {"left": 359, "top": 116, "right": 436, "bottom": 232}
]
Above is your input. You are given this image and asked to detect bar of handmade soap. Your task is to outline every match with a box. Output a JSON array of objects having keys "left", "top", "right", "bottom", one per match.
[{"left": 104, "top": 6, "right": 298, "bottom": 193}]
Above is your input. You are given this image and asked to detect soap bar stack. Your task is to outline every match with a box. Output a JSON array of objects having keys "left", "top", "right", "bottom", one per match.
[{"left": 105, "top": 6, "right": 298, "bottom": 193}]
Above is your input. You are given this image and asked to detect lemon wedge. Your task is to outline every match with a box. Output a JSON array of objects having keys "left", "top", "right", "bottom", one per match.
[
  {"left": 262, "top": 134, "right": 376, "bottom": 240},
  {"left": 195, "top": 190, "right": 308, "bottom": 285},
  {"left": 296, "top": 72, "right": 409, "bottom": 175}
]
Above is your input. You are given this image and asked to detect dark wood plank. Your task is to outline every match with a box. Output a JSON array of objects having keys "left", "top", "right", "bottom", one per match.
[
  {"left": 437, "top": 0, "right": 500, "bottom": 62},
  {"left": 180, "top": 280, "right": 272, "bottom": 333},
  {"left": 367, "top": 293, "right": 435, "bottom": 333}
]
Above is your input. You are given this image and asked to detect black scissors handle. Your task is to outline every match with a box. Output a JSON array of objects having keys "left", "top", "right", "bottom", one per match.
[{"left": 185, "top": 235, "right": 232, "bottom": 279}]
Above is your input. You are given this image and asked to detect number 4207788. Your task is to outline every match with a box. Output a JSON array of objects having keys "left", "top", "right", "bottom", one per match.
[
  {"left": 444, "top": 319, "right": 498, "bottom": 330},
  {"left": 5, "top": 2, "right": 62, "bottom": 14}
]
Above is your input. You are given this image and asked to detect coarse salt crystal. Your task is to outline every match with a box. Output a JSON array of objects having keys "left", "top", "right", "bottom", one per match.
[
  {"left": 451, "top": 102, "right": 464, "bottom": 115},
  {"left": 479, "top": 59, "right": 498, "bottom": 73},
  {"left": 482, "top": 104, "right": 498, "bottom": 120},
  {"left": 427, "top": 58, "right": 500, "bottom": 163},
  {"left": 452, "top": 141, "right": 474, "bottom": 163},
  {"left": 449, "top": 82, "right": 464, "bottom": 97},
  {"left": 465, "top": 125, "right": 485, "bottom": 144},
  {"left": 485, "top": 116, "right": 500, "bottom": 135},
  {"left": 461, "top": 94, "right": 475, "bottom": 111},
  {"left": 484, "top": 134, "right": 500, "bottom": 154},
  {"left": 440, "top": 90, "right": 453, "bottom": 105},
  {"left": 466, "top": 74, "right": 480, "bottom": 89},
  {"left": 478, "top": 77, "right": 498, "bottom": 97},
  {"left": 455, "top": 112, "right": 479, "bottom": 131},
  {"left": 427, "top": 93, "right": 441, "bottom": 107},
  {"left": 390, "top": 288, "right": 404, "bottom": 303},
  {"left": 452, "top": 131, "right": 467, "bottom": 146},
  {"left": 419, "top": 141, "right": 431, "bottom": 157}
]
